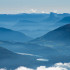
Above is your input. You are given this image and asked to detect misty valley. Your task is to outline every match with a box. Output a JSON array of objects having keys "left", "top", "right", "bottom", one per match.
[{"left": 0, "top": 13, "right": 70, "bottom": 70}]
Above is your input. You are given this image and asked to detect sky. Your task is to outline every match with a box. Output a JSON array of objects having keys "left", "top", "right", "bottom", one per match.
[{"left": 0, "top": 0, "right": 70, "bottom": 14}]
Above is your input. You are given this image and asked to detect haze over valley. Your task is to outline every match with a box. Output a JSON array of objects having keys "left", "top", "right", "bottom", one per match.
[{"left": 0, "top": 12, "right": 70, "bottom": 70}]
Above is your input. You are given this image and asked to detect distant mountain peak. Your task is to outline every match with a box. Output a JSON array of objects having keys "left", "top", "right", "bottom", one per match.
[
  {"left": 49, "top": 12, "right": 57, "bottom": 18},
  {"left": 43, "top": 12, "right": 58, "bottom": 23}
]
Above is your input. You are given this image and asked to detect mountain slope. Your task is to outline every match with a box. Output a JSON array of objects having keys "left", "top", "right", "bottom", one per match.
[
  {"left": 29, "top": 24, "right": 70, "bottom": 57},
  {"left": 57, "top": 16, "right": 70, "bottom": 26},
  {"left": 0, "top": 46, "right": 49, "bottom": 70},
  {"left": 59, "top": 16, "right": 70, "bottom": 23},
  {"left": 0, "top": 40, "right": 58, "bottom": 58},
  {"left": 0, "top": 27, "right": 32, "bottom": 42},
  {"left": 32, "top": 24, "right": 70, "bottom": 43},
  {"left": 0, "top": 46, "right": 17, "bottom": 59}
]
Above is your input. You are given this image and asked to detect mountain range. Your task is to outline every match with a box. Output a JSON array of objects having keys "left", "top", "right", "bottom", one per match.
[
  {"left": 31, "top": 24, "right": 70, "bottom": 44},
  {"left": 0, "top": 24, "right": 70, "bottom": 60},
  {"left": 29, "top": 24, "right": 70, "bottom": 56},
  {"left": 0, "top": 12, "right": 70, "bottom": 70},
  {"left": 0, "top": 13, "right": 70, "bottom": 69},
  {"left": 0, "top": 27, "right": 32, "bottom": 42},
  {"left": 0, "top": 13, "right": 70, "bottom": 38},
  {"left": 43, "top": 12, "right": 59, "bottom": 23},
  {"left": 0, "top": 46, "right": 51, "bottom": 70}
]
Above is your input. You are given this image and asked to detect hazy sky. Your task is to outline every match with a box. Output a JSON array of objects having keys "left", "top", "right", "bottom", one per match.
[{"left": 0, "top": 0, "right": 70, "bottom": 14}]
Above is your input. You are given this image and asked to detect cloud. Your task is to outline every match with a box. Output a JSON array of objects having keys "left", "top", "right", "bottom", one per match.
[
  {"left": 15, "top": 62, "right": 70, "bottom": 70},
  {"left": 0, "top": 62, "right": 70, "bottom": 70},
  {"left": 30, "top": 9, "right": 37, "bottom": 13},
  {"left": 36, "top": 62, "right": 70, "bottom": 70},
  {"left": 37, "top": 58, "right": 49, "bottom": 61},
  {"left": 37, "top": 66, "right": 67, "bottom": 70},
  {"left": 15, "top": 66, "right": 33, "bottom": 70},
  {"left": 0, "top": 68, "right": 6, "bottom": 70},
  {"left": 53, "top": 10, "right": 58, "bottom": 13},
  {"left": 29, "top": 9, "right": 58, "bottom": 13},
  {"left": 26, "top": 9, "right": 48, "bottom": 13}
]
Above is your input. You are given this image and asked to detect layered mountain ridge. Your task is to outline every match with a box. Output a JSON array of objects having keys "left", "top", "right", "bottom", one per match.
[{"left": 0, "top": 27, "right": 32, "bottom": 42}]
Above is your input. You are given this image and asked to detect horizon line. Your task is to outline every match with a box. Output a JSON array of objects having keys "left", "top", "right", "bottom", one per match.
[{"left": 0, "top": 12, "right": 70, "bottom": 15}]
